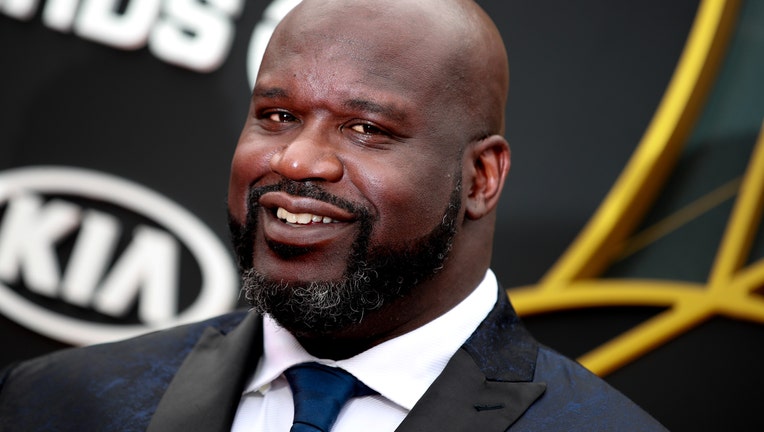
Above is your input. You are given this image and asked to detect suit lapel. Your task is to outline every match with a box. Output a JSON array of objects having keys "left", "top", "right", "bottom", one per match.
[
  {"left": 394, "top": 349, "right": 545, "bottom": 432},
  {"left": 147, "top": 288, "right": 541, "bottom": 431},
  {"left": 396, "top": 289, "right": 546, "bottom": 432},
  {"left": 147, "top": 312, "right": 262, "bottom": 432}
]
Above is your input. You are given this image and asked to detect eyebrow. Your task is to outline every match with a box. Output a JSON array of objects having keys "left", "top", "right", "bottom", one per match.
[
  {"left": 252, "top": 87, "right": 289, "bottom": 99},
  {"left": 343, "top": 98, "right": 406, "bottom": 122},
  {"left": 252, "top": 88, "right": 408, "bottom": 123}
]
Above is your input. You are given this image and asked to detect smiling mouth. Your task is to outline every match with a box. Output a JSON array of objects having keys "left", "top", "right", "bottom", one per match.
[{"left": 276, "top": 207, "right": 341, "bottom": 225}]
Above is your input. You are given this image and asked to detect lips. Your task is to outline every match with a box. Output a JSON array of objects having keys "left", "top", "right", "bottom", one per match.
[
  {"left": 257, "top": 191, "right": 357, "bottom": 248},
  {"left": 260, "top": 191, "right": 355, "bottom": 221}
]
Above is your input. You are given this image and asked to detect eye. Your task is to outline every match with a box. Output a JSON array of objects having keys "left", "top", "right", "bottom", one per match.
[
  {"left": 348, "top": 123, "right": 386, "bottom": 135},
  {"left": 342, "top": 120, "right": 404, "bottom": 149},
  {"left": 266, "top": 111, "right": 297, "bottom": 123}
]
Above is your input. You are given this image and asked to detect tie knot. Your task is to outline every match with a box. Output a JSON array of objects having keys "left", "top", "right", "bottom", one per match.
[{"left": 284, "top": 362, "right": 376, "bottom": 432}]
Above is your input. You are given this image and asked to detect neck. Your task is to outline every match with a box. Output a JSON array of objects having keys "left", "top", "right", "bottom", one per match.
[
  {"left": 297, "top": 270, "right": 489, "bottom": 360},
  {"left": 295, "top": 223, "right": 494, "bottom": 359}
]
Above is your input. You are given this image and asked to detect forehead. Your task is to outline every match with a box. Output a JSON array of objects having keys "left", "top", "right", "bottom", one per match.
[{"left": 256, "top": 8, "right": 460, "bottom": 106}]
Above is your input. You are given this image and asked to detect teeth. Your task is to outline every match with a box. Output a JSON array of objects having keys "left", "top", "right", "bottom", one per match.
[{"left": 276, "top": 207, "right": 338, "bottom": 225}]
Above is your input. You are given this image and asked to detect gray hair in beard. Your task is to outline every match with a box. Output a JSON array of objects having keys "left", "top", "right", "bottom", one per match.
[{"left": 229, "top": 178, "right": 462, "bottom": 337}]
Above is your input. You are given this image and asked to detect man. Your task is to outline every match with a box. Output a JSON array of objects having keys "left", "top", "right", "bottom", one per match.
[{"left": 0, "top": 0, "right": 667, "bottom": 430}]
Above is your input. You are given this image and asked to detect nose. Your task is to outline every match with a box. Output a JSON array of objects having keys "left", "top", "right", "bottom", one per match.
[{"left": 269, "top": 128, "right": 344, "bottom": 182}]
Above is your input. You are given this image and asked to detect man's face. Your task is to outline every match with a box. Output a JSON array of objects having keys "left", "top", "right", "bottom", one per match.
[{"left": 227, "top": 15, "right": 470, "bottom": 336}]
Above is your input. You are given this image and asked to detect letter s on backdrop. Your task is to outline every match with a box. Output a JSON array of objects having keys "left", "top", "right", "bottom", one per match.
[{"left": 150, "top": 0, "right": 245, "bottom": 72}]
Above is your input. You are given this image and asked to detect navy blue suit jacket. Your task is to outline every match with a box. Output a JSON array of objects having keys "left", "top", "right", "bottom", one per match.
[{"left": 0, "top": 292, "right": 667, "bottom": 431}]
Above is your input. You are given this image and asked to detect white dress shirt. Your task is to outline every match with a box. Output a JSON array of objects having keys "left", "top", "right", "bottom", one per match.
[{"left": 230, "top": 270, "right": 499, "bottom": 432}]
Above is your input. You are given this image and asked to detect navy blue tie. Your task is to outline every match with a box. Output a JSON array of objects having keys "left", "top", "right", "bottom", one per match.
[{"left": 284, "top": 362, "right": 376, "bottom": 432}]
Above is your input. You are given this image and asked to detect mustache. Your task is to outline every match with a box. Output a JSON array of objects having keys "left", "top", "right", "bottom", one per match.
[
  {"left": 246, "top": 178, "right": 372, "bottom": 221},
  {"left": 228, "top": 178, "right": 373, "bottom": 272}
]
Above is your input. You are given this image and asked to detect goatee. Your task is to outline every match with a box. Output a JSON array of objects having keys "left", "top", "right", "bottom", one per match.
[{"left": 228, "top": 178, "right": 461, "bottom": 337}]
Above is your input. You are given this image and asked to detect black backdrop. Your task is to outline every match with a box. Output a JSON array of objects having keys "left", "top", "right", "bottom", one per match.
[{"left": 3, "top": 1, "right": 762, "bottom": 430}]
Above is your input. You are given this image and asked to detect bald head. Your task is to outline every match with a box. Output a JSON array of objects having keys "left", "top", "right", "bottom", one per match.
[
  {"left": 263, "top": 0, "right": 509, "bottom": 138},
  {"left": 232, "top": 0, "right": 512, "bottom": 350}
]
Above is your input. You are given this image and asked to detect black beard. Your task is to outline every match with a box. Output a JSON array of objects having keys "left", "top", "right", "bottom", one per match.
[{"left": 228, "top": 177, "right": 462, "bottom": 338}]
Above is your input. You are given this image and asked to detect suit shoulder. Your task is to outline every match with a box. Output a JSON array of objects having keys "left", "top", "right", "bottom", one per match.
[
  {"left": 0, "top": 311, "right": 252, "bottom": 431},
  {"left": 515, "top": 345, "right": 668, "bottom": 431},
  {"left": 6, "top": 311, "right": 249, "bottom": 377}
]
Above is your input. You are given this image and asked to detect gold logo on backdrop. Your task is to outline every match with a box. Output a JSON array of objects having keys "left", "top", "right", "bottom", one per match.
[{"left": 507, "top": 0, "right": 764, "bottom": 376}]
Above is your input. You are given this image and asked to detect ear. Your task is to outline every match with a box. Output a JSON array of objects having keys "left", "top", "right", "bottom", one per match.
[{"left": 464, "top": 135, "right": 510, "bottom": 220}]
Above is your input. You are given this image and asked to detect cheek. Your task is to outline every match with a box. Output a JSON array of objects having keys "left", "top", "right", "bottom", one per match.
[
  {"left": 357, "top": 158, "right": 458, "bottom": 242},
  {"left": 227, "top": 135, "right": 275, "bottom": 222}
]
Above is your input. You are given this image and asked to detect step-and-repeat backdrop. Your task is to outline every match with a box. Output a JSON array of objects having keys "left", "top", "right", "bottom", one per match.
[{"left": 2, "top": 0, "right": 762, "bottom": 429}]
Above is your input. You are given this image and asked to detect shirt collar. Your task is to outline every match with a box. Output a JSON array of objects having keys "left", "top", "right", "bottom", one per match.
[{"left": 244, "top": 270, "right": 498, "bottom": 411}]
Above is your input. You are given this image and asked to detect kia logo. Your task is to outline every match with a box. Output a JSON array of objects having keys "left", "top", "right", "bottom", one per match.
[{"left": 0, "top": 166, "right": 238, "bottom": 345}]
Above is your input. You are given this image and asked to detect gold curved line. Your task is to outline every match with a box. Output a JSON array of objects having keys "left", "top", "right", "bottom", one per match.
[
  {"left": 541, "top": 0, "right": 741, "bottom": 287},
  {"left": 709, "top": 122, "right": 764, "bottom": 289},
  {"left": 512, "top": 277, "right": 764, "bottom": 314},
  {"left": 716, "top": 296, "right": 764, "bottom": 323},
  {"left": 511, "top": 278, "right": 764, "bottom": 375},
  {"left": 506, "top": 0, "right": 748, "bottom": 377},
  {"left": 580, "top": 276, "right": 764, "bottom": 375},
  {"left": 510, "top": 252, "right": 764, "bottom": 375},
  {"left": 734, "top": 259, "right": 764, "bottom": 293},
  {"left": 618, "top": 178, "right": 740, "bottom": 259},
  {"left": 510, "top": 281, "right": 704, "bottom": 313},
  {"left": 511, "top": 257, "right": 764, "bottom": 375},
  {"left": 578, "top": 305, "right": 713, "bottom": 375}
]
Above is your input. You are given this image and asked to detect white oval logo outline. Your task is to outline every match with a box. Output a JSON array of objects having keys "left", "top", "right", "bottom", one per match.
[{"left": 0, "top": 166, "right": 239, "bottom": 346}]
